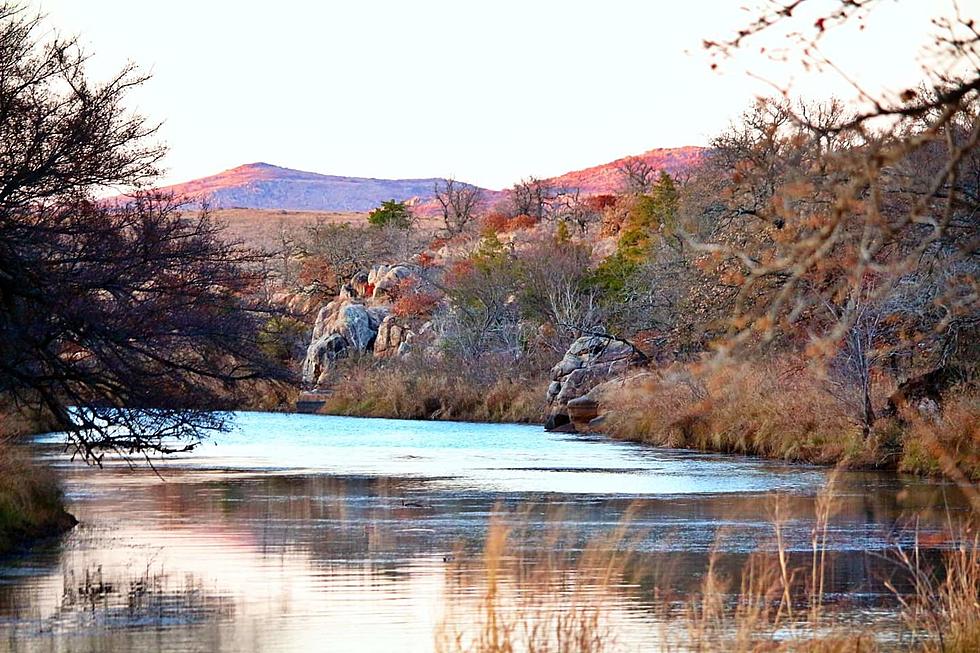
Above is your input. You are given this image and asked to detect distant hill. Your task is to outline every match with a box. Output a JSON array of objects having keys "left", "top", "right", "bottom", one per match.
[
  {"left": 156, "top": 163, "right": 465, "bottom": 212},
  {"left": 155, "top": 148, "right": 706, "bottom": 213},
  {"left": 547, "top": 146, "right": 705, "bottom": 195}
]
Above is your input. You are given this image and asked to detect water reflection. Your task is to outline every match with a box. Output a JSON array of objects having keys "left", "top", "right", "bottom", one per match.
[{"left": 0, "top": 414, "right": 973, "bottom": 652}]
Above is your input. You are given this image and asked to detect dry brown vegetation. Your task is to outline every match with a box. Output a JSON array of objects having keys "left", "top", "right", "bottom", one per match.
[
  {"left": 319, "top": 360, "right": 548, "bottom": 424},
  {"left": 0, "top": 447, "right": 76, "bottom": 555},
  {"left": 438, "top": 484, "right": 980, "bottom": 653},
  {"left": 590, "top": 359, "right": 979, "bottom": 479},
  {"left": 212, "top": 208, "right": 369, "bottom": 250}
]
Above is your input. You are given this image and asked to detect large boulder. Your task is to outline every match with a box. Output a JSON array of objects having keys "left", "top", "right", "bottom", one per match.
[
  {"left": 546, "top": 335, "right": 639, "bottom": 406},
  {"left": 544, "top": 334, "right": 645, "bottom": 432},
  {"left": 302, "top": 333, "right": 348, "bottom": 385},
  {"left": 302, "top": 301, "right": 381, "bottom": 385},
  {"left": 883, "top": 366, "right": 968, "bottom": 420},
  {"left": 301, "top": 265, "right": 425, "bottom": 387},
  {"left": 371, "top": 265, "right": 414, "bottom": 301}
]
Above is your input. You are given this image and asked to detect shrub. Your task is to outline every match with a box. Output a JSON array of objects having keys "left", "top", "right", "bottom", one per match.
[
  {"left": 507, "top": 214, "right": 537, "bottom": 231},
  {"left": 481, "top": 211, "right": 510, "bottom": 234},
  {"left": 367, "top": 199, "right": 413, "bottom": 229},
  {"left": 0, "top": 447, "right": 75, "bottom": 554},
  {"left": 390, "top": 278, "right": 441, "bottom": 319}
]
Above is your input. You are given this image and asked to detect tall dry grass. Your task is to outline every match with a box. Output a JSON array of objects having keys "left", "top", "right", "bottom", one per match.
[
  {"left": 898, "top": 391, "right": 980, "bottom": 484},
  {"left": 436, "top": 506, "right": 639, "bottom": 653},
  {"left": 888, "top": 523, "right": 980, "bottom": 653},
  {"left": 436, "top": 476, "right": 979, "bottom": 653},
  {"left": 0, "top": 445, "right": 76, "bottom": 554},
  {"left": 321, "top": 361, "right": 549, "bottom": 424},
  {"left": 596, "top": 360, "right": 874, "bottom": 466},
  {"left": 592, "top": 359, "right": 980, "bottom": 477}
]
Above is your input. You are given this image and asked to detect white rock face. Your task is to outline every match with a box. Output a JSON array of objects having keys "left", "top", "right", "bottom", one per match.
[
  {"left": 546, "top": 335, "right": 638, "bottom": 406},
  {"left": 301, "top": 265, "right": 424, "bottom": 386},
  {"left": 302, "top": 300, "right": 381, "bottom": 384},
  {"left": 371, "top": 265, "right": 413, "bottom": 301}
]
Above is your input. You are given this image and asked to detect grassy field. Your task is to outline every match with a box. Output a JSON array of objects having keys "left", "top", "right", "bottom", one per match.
[
  {"left": 211, "top": 207, "right": 449, "bottom": 251},
  {"left": 210, "top": 208, "right": 368, "bottom": 250}
]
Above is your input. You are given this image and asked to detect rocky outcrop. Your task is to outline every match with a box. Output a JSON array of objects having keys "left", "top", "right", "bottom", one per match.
[
  {"left": 547, "top": 335, "right": 639, "bottom": 406},
  {"left": 373, "top": 314, "right": 416, "bottom": 357},
  {"left": 544, "top": 334, "right": 645, "bottom": 432},
  {"left": 302, "top": 264, "right": 424, "bottom": 387},
  {"left": 369, "top": 265, "right": 413, "bottom": 301}
]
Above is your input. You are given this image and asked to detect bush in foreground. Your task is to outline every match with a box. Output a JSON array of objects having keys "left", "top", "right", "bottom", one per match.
[{"left": 0, "top": 447, "right": 76, "bottom": 555}]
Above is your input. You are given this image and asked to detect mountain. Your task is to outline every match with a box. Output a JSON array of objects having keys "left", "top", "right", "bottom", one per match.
[
  {"left": 156, "top": 147, "right": 706, "bottom": 213},
  {"left": 547, "top": 146, "right": 704, "bottom": 195},
  {"left": 156, "top": 163, "right": 462, "bottom": 212}
]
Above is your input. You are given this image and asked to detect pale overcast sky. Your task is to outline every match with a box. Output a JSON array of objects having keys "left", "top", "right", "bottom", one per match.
[{"left": 28, "top": 1, "right": 970, "bottom": 189}]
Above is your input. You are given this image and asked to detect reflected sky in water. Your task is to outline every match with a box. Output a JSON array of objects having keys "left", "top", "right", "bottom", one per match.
[{"left": 2, "top": 413, "right": 971, "bottom": 652}]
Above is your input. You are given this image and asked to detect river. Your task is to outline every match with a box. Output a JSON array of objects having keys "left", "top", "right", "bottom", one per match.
[{"left": 0, "top": 412, "right": 971, "bottom": 652}]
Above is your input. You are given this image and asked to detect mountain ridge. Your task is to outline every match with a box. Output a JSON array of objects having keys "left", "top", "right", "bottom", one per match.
[{"left": 156, "top": 146, "right": 705, "bottom": 212}]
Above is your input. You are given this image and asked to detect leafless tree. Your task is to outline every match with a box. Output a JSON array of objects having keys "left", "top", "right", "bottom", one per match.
[
  {"left": 516, "top": 241, "right": 603, "bottom": 351},
  {"left": 0, "top": 5, "right": 286, "bottom": 462},
  {"left": 618, "top": 156, "right": 656, "bottom": 195},
  {"left": 508, "top": 176, "right": 563, "bottom": 221},
  {"left": 434, "top": 177, "right": 483, "bottom": 236},
  {"left": 549, "top": 188, "right": 600, "bottom": 234},
  {"left": 696, "top": 1, "right": 980, "bottom": 362}
]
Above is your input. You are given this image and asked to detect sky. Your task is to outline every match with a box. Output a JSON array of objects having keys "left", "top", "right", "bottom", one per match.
[{"left": 27, "top": 0, "right": 974, "bottom": 189}]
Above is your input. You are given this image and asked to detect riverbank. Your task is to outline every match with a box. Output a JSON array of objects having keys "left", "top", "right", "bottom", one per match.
[
  {"left": 309, "top": 359, "right": 980, "bottom": 481},
  {"left": 317, "top": 363, "right": 548, "bottom": 424},
  {"left": 0, "top": 405, "right": 77, "bottom": 555},
  {"left": 0, "top": 447, "right": 77, "bottom": 556},
  {"left": 589, "top": 361, "right": 980, "bottom": 481}
]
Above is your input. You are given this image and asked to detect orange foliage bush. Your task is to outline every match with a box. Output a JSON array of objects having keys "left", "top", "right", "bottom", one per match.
[
  {"left": 482, "top": 212, "right": 537, "bottom": 234},
  {"left": 482, "top": 212, "right": 510, "bottom": 234},
  {"left": 390, "top": 277, "right": 441, "bottom": 319},
  {"left": 298, "top": 257, "right": 334, "bottom": 287},
  {"left": 507, "top": 214, "right": 537, "bottom": 231}
]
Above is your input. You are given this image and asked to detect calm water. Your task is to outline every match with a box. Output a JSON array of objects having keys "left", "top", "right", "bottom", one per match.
[{"left": 0, "top": 413, "right": 971, "bottom": 652}]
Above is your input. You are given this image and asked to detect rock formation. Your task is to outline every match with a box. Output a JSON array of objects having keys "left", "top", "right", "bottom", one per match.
[
  {"left": 545, "top": 334, "right": 645, "bottom": 432},
  {"left": 302, "top": 264, "right": 423, "bottom": 387}
]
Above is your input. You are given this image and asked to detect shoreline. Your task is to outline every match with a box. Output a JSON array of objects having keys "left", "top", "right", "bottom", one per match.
[
  {"left": 302, "top": 400, "right": 977, "bottom": 481},
  {"left": 0, "top": 447, "right": 78, "bottom": 557}
]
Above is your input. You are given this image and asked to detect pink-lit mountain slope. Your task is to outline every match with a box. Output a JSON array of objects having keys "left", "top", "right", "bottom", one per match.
[{"left": 156, "top": 163, "right": 474, "bottom": 212}]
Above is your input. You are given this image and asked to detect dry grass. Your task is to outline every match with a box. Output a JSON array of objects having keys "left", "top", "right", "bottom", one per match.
[
  {"left": 898, "top": 391, "right": 980, "bottom": 483},
  {"left": 437, "top": 476, "right": 979, "bottom": 653},
  {"left": 437, "top": 506, "right": 637, "bottom": 653},
  {"left": 887, "top": 523, "right": 980, "bottom": 653},
  {"left": 212, "top": 208, "right": 367, "bottom": 250},
  {"left": 590, "top": 358, "right": 980, "bottom": 476},
  {"left": 596, "top": 360, "right": 873, "bottom": 466},
  {"left": 0, "top": 445, "right": 76, "bottom": 554},
  {"left": 320, "top": 361, "right": 549, "bottom": 424}
]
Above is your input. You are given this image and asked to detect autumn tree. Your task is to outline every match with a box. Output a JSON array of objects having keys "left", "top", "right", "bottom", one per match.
[
  {"left": 697, "top": 4, "right": 980, "bottom": 371},
  {"left": 437, "top": 234, "right": 524, "bottom": 360}
]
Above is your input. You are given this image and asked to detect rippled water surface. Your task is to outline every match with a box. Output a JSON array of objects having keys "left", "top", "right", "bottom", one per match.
[{"left": 0, "top": 413, "right": 971, "bottom": 652}]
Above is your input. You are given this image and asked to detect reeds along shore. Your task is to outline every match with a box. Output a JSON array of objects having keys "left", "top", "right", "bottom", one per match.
[
  {"left": 0, "top": 447, "right": 76, "bottom": 555},
  {"left": 593, "top": 360, "right": 980, "bottom": 481},
  {"left": 437, "top": 481, "right": 980, "bottom": 653}
]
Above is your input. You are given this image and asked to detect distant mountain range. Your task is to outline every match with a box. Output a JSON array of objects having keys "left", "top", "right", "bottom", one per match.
[{"left": 156, "top": 146, "right": 704, "bottom": 212}]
